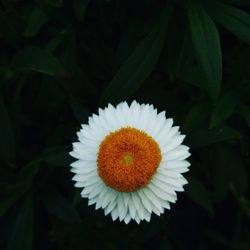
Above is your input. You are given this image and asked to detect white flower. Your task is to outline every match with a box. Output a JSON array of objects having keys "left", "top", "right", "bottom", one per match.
[{"left": 70, "top": 101, "right": 190, "bottom": 224}]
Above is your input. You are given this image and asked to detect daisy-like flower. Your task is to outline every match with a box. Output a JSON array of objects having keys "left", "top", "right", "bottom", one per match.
[{"left": 70, "top": 101, "right": 190, "bottom": 224}]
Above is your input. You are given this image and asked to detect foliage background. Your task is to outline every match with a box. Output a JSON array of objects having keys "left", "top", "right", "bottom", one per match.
[{"left": 1, "top": 0, "right": 250, "bottom": 249}]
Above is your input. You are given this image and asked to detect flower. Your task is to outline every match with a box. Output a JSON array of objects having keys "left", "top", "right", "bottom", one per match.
[{"left": 70, "top": 101, "right": 190, "bottom": 224}]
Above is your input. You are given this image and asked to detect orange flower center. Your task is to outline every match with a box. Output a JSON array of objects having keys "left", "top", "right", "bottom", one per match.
[{"left": 97, "top": 127, "right": 162, "bottom": 192}]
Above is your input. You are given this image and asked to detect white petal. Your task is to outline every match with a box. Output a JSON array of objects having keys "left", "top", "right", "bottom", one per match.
[
  {"left": 69, "top": 150, "right": 96, "bottom": 161},
  {"left": 121, "top": 102, "right": 130, "bottom": 126},
  {"left": 134, "top": 213, "right": 141, "bottom": 224},
  {"left": 124, "top": 213, "right": 132, "bottom": 224},
  {"left": 128, "top": 194, "right": 136, "bottom": 219},
  {"left": 165, "top": 135, "right": 186, "bottom": 152},
  {"left": 104, "top": 104, "right": 120, "bottom": 131},
  {"left": 137, "top": 105, "right": 151, "bottom": 131},
  {"left": 76, "top": 134, "right": 99, "bottom": 148},
  {"left": 151, "top": 177, "right": 177, "bottom": 196},
  {"left": 131, "top": 192, "right": 142, "bottom": 214},
  {"left": 159, "top": 126, "right": 180, "bottom": 148},
  {"left": 111, "top": 207, "right": 119, "bottom": 221},
  {"left": 137, "top": 189, "right": 152, "bottom": 213},
  {"left": 88, "top": 196, "right": 98, "bottom": 206},
  {"left": 160, "top": 160, "right": 190, "bottom": 170},
  {"left": 147, "top": 111, "right": 166, "bottom": 138},
  {"left": 70, "top": 166, "right": 95, "bottom": 174},
  {"left": 141, "top": 188, "right": 163, "bottom": 215},
  {"left": 115, "top": 102, "right": 127, "bottom": 127},
  {"left": 88, "top": 182, "right": 105, "bottom": 199},
  {"left": 100, "top": 189, "right": 116, "bottom": 209},
  {"left": 149, "top": 182, "right": 177, "bottom": 203},
  {"left": 155, "top": 118, "right": 173, "bottom": 142},
  {"left": 159, "top": 199, "right": 171, "bottom": 210},
  {"left": 104, "top": 200, "right": 117, "bottom": 215},
  {"left": 154, "top": 174, "right": 188, "bottom": 187},
  {"left": 81, "top": 184, "right": 96, "bottom": 196},
  {"left": 130, "top": 101, "right": 141, "bottom": 128},
  {"left": 144, "top": 209, "right": 151, "bottom": 222},
  {"left": 163, "top": 150, "right": 190, "bottom": 161},
  {"left": 74, "top": 182, "right": 85, "bottom": 188}
]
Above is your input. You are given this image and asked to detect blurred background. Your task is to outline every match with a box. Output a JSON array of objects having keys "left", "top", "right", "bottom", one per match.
[{"left": 0, "top": 0, "right": 250, "bottom": 249}]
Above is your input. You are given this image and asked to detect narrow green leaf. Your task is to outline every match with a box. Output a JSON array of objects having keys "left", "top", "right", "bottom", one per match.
[
  {"left": 0, "top": 94, "right": 15, "bottom": 159},
  {"left": 239, "top": 197, "right": 250, "bottom": 218},
  {"left": 61, "top": 30, "right": 77, "bottom": 75},
  {"left": 7, "top": 195, "right": 34, "bottom": 250},
  {"left": 214, "top": 146, "right": 248, "bottom": 201},
  {"left": 0, "top": 161, "right": 39, "bottom": 216},
  {"left": 186, "top": 176, "right": 214, "bottom": 216},
  {"left": 13, "top": 46, "right": 65, "bottom": 77},
  {"left": 27, "top": 146, "right": 71, "bottom": 168},
  {"left": 44, "top": 0, "right": 62, "bottom": 7},
  {"left": 46, "top": 30, "right": 67, "bottom": 53},
  {"left": 0, "top": 182, "right": 26, "bottom": 216},
  {"left": 42, "top": 150, "right": 72, "bottom": 167},
  {"left": 187, "top": 126, "right": 242, "bottom": 148},
  {"left": 74, "top": 0, "right": 90, "bottom": 21},
  {"left": 44, "top": 192, "right": 81, "bottom": 224},
  {"left": 163, "top": 13, "right": 194, "bottom": 77},
  {"left": 113, "top": 17, "right": 157, "bottom": 73},
  {"left": 223, "top": 0, "right": 250, "bottom": 5},
  {"left": 183, "top": 103, "right": 210, "bottom": 131},
  {"left": 0, "top": 9, "right": 19, "bottom": 42},
  {"left": 237, "top": 103, "right": 250, "bottom": 127},
  {"left": 206, "top": 1, "right": 250, "bottom": 44},
  {"left": 23, "top": 6, "right": 49, "bottom": 37},
  {"left": 187, "top": 1, "right": 222, "bottom": 100},
  {"left": 210, "top": 93, "right": 236, "bottom": 128},
  {"left": 69, "top": 96, "right": 91, "bottom": 124},
  {"left": 100, "top": 3, "right": 172, "bottom": 105},
  {"left": 179, "top": 66, "right": 209, "bottom": 90}
]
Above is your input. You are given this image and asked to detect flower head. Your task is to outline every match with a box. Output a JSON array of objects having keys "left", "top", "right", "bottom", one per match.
[{"left": 70, "top": 101, "right": 190, "bottom": 224}]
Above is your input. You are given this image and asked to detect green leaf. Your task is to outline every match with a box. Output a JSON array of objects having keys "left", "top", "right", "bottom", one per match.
[
  {"left": 178, "top": 66, "right": 209, "bottom": 90},
  {"left": 7, "top": 195, "right": 34, "bottom": 250},
  {"left": 206, "top": 1, "right": 250, "bottom": 44},
  {"left": 44, "top": 192, "right": 81, "bottom": 224},
  {"left": 60, "top": 30, "right": 77, "bottom": 75},
  {"left": 237, "top": 103, "right": 250, "bottom": 127},
  {"left": 74, "top": 0, "right": 90, "bottom": 21},
  {"left": 163, "top": 11, "right": 194, "bottom": 77},
  {"left": 0, "top": 94, "right": 15, "bottom": 159},
  {"left": 0, "top": 9, "right": 19, "bottom": 42},
  {"left": 0, "top": 182, "right": 26, "bottom": 216},
  {"left": 42, "top": 149, "right": 72, "bottom": 167},
  {"left": 46, "top": 30, "right": 67, "bottom": 53},
  {"left": 187, "top": 0, "right": 222, "bottom": 100},
  {"left": 213, "top": 146, "right": 248, "bottom": 202},
  {"left": 210, "top": 93, "right": 236, "bottom": 128},
  {"left": 69, "top": 96, "right": 91, "bottom": 124},
  {"left": 44, "top": 0, "right": 62, "bottom": 7},
  {"left": 183, "top": 103, "right": 210, "bottom": 131},
  {"left": 239, "top": 197, "right": 250, "bottom": 218},
  {"left": 23, "top": 6, "right": 49, "bottom": 37},
  {"left": 223, "top": 0, "right": 250, "bottom": 5},
  {"left": 0, "top": 161, "right": 39, "bottom": 216},
  {"left": 113, "top": 17, "right": 157, "bottom": 73},
  {"left": 186, "top": 176, "right": 214, "bottom": 216},
  {"left": 12, "top": 46, "right": 65, "bottom": 77},
  {"left": 100, "top": 4, "right": 172, "bottom": 105},
  {"left": 187, "top": 126, "right": 242, "bottom": 148},
  {"left": 33, "top": 76, "right": 65, "bottom": 114}
]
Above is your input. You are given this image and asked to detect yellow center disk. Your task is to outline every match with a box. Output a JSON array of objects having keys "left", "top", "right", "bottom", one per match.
[{"left": 97, "top": 127, "right": 162, "bottom": 192}]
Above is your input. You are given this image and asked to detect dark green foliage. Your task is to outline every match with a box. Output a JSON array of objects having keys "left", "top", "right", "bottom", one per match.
[{"left": 0, "top": 0, "right": 249, "bottom": 249}]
